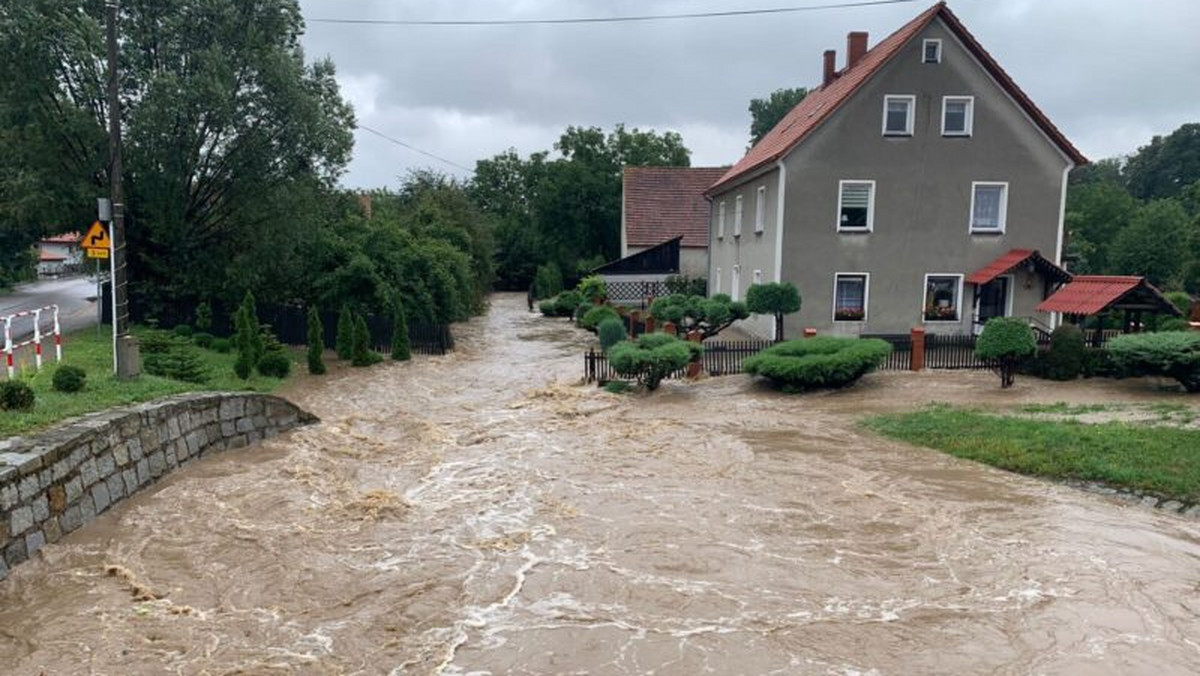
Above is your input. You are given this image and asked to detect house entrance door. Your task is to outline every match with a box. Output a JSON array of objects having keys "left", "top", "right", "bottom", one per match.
[{"left": 977, "top": 277, "right": 1009, "bottom": 330}]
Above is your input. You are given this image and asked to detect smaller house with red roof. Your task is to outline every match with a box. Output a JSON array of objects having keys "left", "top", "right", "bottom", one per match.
[
  {"left": 621, "top": 166, "right": 728, "bottom": 281},
  {"left": 707, "top": 2, "right": 1086, "bottom": 338},
  {"left": 36, "top": 231, "right": 83, "bottom": 278}
]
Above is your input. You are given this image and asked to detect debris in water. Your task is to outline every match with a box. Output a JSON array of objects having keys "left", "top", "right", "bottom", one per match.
[
  {"left": 103, "top": 564, "right": 161, "bottom": 602},
  {"left": 345, "top": 489, "right": 408, "bottom": 520}
]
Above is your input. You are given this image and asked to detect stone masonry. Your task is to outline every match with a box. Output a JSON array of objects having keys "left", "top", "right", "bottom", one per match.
[{"left": 0, "top": 393, "right": 317, "bottom": 580}]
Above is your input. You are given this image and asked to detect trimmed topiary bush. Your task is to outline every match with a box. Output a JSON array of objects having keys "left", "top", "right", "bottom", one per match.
[
  {"left": 650, "top": 293, "right": 750, "bottom": 339},
  {"left": 192, "top": 332, "right": 214, "bottom": 349},
  {"left": 256, "top": 351, "right": 292, "bottom": 378},
  {"left": 745, "top": 282, "right": 802, "bottom": 341},
  {"left": 1107, "top": 331, "right": 1200, "bottom": 392},
  {"left": 1042, "top": 324, "right": 1085, "bottom": 381},
  {"left": 553, "top": 291, "right": 583, "bottom": 318},
  {"left": 580, "top": 305, "right": 620, "bottom": 332},
  {"left": 577, "top": 275, "right": 608, "bottom": 303},
  {"left": 744, "top": 337, "right": 891, "bottom": 392},
  {"left": 975, "top": 317, "right": 1036, "bottom": 388},
  {"left": 538, "top": 300, "right": 556, "bottom": 317},
  {"left": 608, "top": 333, "right": 702, "bottom": 391},
  {"left": 173, "top": 323, "right": 194, "bottom": 338},
  {"left": 52, "top": 365, "right": 87, "bottom": 393},
  {"left": 211, "top": 338, "right": 232, "bottom": 354},
  {"left": 0, "top": 379, "right": 35, "bottom": 410},
  {"left": 598, "top": 317, "right": 627, "bottom": 353},
  {"left": 351, "top": 315, "right": 383, "bottom": 367}
]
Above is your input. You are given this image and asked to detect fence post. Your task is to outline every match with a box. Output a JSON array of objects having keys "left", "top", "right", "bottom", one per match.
[
  {"left": 52, "top": 305, "right": 62, "bottom": 363},
  {"left": 911, "top": 326, "right": 926, "bottom": 372},
  {"left": 3, "top": 317, "right": 12, "bottom": 379},
  {"left": 645, "top": 316, "right": 656, "bottom": 334},
  {"left": 803, "top": 328, "right": 817, "bottom": 339},
  {"left": 663, "top": 321, "right": 676, "bottom": 336},
  {"left": 628, "top": 311, "right": 640, "bottom": 338},
  {"left": 32, "top": 308, "right": 42, "bottom": 370},
  {"left": 686, "top": 331, "right": 703, "bottom": 378}
]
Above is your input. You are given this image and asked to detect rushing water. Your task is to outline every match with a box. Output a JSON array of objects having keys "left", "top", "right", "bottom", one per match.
[{"left": 1, "top": 293, "right": 1199, "bottom": 675}]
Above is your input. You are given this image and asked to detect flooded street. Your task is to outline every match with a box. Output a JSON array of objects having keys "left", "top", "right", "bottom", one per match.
[{"left": 1, "top": 293, "right": 1199, "bottom": 674}]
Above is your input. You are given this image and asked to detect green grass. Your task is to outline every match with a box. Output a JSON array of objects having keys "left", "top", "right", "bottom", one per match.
[
  {"left": 865, "top": 406, "right": 1200, "bottom": 502},
  {"left": 1019, "top": 402, "right": 1112, "bottom": 415},
  {"left": 1, "top": 326, "right": 289, "bottom": 437}
]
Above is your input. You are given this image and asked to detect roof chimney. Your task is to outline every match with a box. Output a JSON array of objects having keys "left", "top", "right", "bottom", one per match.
[
  {"left": 847, "top": 31, "right": 868, "bottom": 69},
  {"left": 823, "top": 49, "right": 837, "bottom": 87}
]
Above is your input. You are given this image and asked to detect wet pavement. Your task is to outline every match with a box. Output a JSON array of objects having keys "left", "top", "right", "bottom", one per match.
[{"left": 1, "top": 293, "right": 1198, "bottom": 674}]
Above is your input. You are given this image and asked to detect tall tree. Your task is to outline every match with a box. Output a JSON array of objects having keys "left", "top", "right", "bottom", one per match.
[
  {"left": 1124, "top": 123, "right": 1200, "bottom": 200},
  {"left": 1064, "top": 175, "right": 1138, "bottom": 273},
  {"left": 748, "top": 87, "right": 809, "bottom": 146},
  {"left": 1110, "top": 199, "right": 1190, "bottom": 288}
]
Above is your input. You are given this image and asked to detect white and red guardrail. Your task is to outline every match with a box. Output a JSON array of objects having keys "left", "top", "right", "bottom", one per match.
[{"left": 3, "top": 305, "right": 62, "bottom": 378}]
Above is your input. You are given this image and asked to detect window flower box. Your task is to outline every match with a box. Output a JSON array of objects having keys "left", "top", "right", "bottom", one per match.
[
  {"left": 835, "top": 307, "right": 865, "bottom": 321},
  {"left": 924, "top": 306, "right": 958, "bottom": 321}
]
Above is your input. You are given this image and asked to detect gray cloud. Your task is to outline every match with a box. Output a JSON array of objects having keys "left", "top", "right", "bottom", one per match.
[{"left": 298, "top": 0, "right": 1200, "bottom": 187}]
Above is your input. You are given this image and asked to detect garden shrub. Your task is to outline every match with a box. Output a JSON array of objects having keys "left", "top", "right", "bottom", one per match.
[
  {"left": 538, "top": 300, "right": 557, "bottom": 317},
  {"left": 975, "top": 317, "right": 1036, "bottom": 388},
  {"left": 232, "top": 292, "right": 264, "bottom": 380},
  {"left": 597, "top": 317, "right": 627, "bottom": 353},
  {"left": 307, "top": 307, "right": 326, "bottom": 374},
  {"left": 1155, "top": 317, "right": 1191, "bottom": 332},
  {"left": 745, "top": 282, "right": 802, "bottom": 341},
  {"left": 1107, "top": 331, "right": 1200, "bottom": 392},
  {"left": 580, "top": 305, "right": 620, "bottom": 332},
  {"left": 608, "top": 333, "right": 702, "bottom": 391},
  {"left": 665, "top": 275, "right": 706, "bottom": 297},
  {"left": 1081, "top": 347, "right": 1115, "bottom": 378},
  {"left": 1165, "top": 291, "right": 1193, "bottom": 316},
  {"left": 173, "top": 323, "right": 194, "bottom": 338},
  {"left": 336, "top": 305, "right": 355, "bottom": 360},
  {"left": 576, "top": 275, "right": 608, "bottom": 303},
  {"left": 649, "top": 293, "right": 748, "bottom": 339},
  {"left": 192, "top": 332, "right": 214, "bottom": 349},
  {"left": 744, "top": 337, "right": 891, "bottom": 392},
  {"left": 552, "top": 291, "right": 583, "bottom": 317},
  {"left": 256, "top": 351, "right": 292, "bottom": 378},
  {"left": 533, "top": 263, "right": 564, "bottom": 300},
  {"left": 145, "top": 342, "right": 208, "bottom": 383},
  {"left": 351, "top": 315, "right": 383, "bottom": 367},
  {"left": 194, "top": 301, "right": 213, "bottom": 332},
  {"left": 211, "top": 338, "right": 232, "bottom": 353},
  {"left": 51, "top": 365, "right": 87, "bottom": 393},
  {"left": 0, "top": 380, "right": 35, "bottom": 411},
  {"left": 391, "top": 296, "right": 411, "bottom": 361},
  {"left": 1042, "top": 324, "right": 1085, "bottom": 381}
]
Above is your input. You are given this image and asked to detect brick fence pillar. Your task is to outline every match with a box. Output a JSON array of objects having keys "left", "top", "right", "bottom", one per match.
[
  {"left": 663, "top": 321, "right": 676, "bottom": 336},
  {"left": 911, "top": 326, "right": 926, "bottom": 372},
  {"left": 803, "top": 328, "right": 817, "bottom": 338},
  {"left": 645, "top": 316, "right": 656, "bottom": 334},
  {"left": 629, "top": 311, "right": 640, "bottom": 337},
  {"left": 686, "top": 331, "right": 703, "bottom": 378}
]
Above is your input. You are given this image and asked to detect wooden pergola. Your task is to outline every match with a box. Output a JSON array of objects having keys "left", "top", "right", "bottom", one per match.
[{"left": 1036, "top": 276, "right": 1182, "bottom": 346}]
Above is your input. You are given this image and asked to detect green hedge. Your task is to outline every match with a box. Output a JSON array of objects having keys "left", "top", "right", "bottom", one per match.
[
  {"left": 1107, "top": 331, "right": 1200, "bottom": 392},
  {"left": 608, "top": 333, "right": 702, "bottom": 391},
  {"left": 580, "top": 305, "right": 620, "bottom": 331},
  {"left": 1042, "top": 324, "right": 1085, "bottom": 381},
  {"left": 744, "top": 337, "right": 891, "bottom": 392}
]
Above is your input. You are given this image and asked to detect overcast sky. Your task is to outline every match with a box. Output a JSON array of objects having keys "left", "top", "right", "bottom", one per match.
[{"left": 296, "top": 0, "right": 1200, "bottom": 189}]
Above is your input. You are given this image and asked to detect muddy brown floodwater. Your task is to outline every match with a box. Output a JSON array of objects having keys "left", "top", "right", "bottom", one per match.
[{"left": 2, "top": 293, "right": 1200, "bottom": 675}]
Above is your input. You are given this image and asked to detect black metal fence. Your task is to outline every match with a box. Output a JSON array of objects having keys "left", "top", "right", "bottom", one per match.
[
  {"left": 103, "top": 292, "right": 454, "bottom": 355},
  {"left": 584, "top": 339, "right": 775, "bottom": 383},
  {"left": 861, "top": 334, "right": 914, "bottom": 370}
]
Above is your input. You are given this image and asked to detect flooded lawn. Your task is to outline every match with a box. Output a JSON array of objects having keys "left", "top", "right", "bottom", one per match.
[{"left": 0, "top": 293, "right": 1198, "bottom": 674}]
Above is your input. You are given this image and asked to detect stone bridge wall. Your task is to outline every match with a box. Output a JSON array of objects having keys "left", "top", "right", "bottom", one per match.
[{"left": 0, "top": 393, "right": 317, "bottom": 580}]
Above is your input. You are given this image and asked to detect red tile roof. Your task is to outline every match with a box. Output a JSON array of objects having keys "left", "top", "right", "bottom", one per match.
[
  {"left": 1036, "top": 276, "right": 1152, "bottom": 315},
  {"left": 967, "top": 249, "right": 1071, "bottom": 285},
  {"left": 41, "top": 231, "right": 82, "bottom": 244},
  {"left": 709, "top": 2, "right": 1086, "bottom": 194},
  {"left": 624, "top": 166, "right": 729, "bottom": 248}
]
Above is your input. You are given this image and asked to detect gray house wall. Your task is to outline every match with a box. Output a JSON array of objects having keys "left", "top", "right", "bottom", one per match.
[
  {"left": 708, "top": 166, "right": 782, "bottom": 338},
  {"left": 711, "top": 17, "right": 1072, "bottom": 339}
]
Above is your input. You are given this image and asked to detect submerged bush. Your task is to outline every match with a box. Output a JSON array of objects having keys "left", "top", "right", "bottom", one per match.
[
  {"left": 580, "top": 305, "right": 620, "bottom": 332},
  {"left": 538, "top": 300, "right": 557, "bottom": 317},
  {"left": 744, "top": 337, "right": 891, "bottom": 392},
  {"left": 256, "top": 351, "right": 292, "bottom": 378},
  {"left": 975, "top": 317, "right": 1036, "bottom": 388},
  {"left": 553, "top": 291, "right": 584, "bottom": 317},
  {"left": 52, "top": 365, "right": 87, "bottom": 393},
  {"left": 0, "top": 380, "right": 35, "bottom": 410},
  {"left": 597, "top": 317, "right": 627, "bottom": 353},
  {"left": 608, "top": 333, "right": 702, "bottom": 391},
  {"left": 1107, "top": 331, "right": 1200, "bottom": 392},
  {"left": 1042, "top": 324, "right": 1085, "bottom": 381}
]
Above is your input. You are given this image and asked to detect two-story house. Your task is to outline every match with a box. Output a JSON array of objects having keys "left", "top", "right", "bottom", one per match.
[{"left": 707, "top": 2, "right": 1086, "bottom": 340}]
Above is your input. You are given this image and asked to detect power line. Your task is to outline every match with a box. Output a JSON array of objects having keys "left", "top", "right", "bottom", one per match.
[
  {"left": 309, "top": 0, "right": 919, "bottom": 27},
  {"left": 357, "top": 124, "right": 474, "bottom": 174}
]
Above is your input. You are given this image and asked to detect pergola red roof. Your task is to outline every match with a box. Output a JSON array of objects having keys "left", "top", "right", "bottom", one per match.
[
  {"left": 1036, "top": 276, "right": 1180, "bottom": 316},
  {"left": 967, "top": 249, "right": 1071, "bottom": 286}
]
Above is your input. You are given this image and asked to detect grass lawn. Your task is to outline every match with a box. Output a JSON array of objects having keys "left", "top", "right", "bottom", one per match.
[
  {"left": 1, "top": 326, "right": 290, "bottom": 438},
  {"left": 865, "top": 406, "right": 1200, "bottom": 503}
]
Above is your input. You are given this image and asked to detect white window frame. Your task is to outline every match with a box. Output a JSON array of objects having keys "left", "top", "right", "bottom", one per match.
[
  {"left": 732, "top": 265, "right": 741, "bottom": 301},
  {"left": 717, "top": 200, "right": 726, "bottom": 239},
  {"left": 969, "top": 181, "right": 1008, "bottom": 234},
  {"left": 754, "top": 186, "right": 767, "bottom": 234},
  {"left": 941, "top": 96, "right": 974, "bottom": 137},
  {"left": 734, "top": 195, "right": 743, "bottom": 237},
  {"left": 882, "top": 95, "right": 916, "bottom": 136},
  {"left": 922, "top": 273, "right": 965, "bottom": 324},
  {"left": 714, "top": 267, "right": 721, "bottom": 294},
  {"left": 836, "top": 179, "right": 875, "bottom": 233},
  {"left": 922, "top": 39, "right": 942, "bottom": 64},
  {"left": 832, "top": 272, "right": 870, "bottom": 323}
]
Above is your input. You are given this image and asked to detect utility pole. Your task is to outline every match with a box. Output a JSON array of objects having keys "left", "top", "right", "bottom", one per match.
[{"left": 106, "top": 0, "right": 136, "bottom": 378}]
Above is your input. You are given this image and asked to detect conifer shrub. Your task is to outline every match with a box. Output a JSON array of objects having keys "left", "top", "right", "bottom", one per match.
[
  {"left": 597, "top": 317, "right": 627, "bottom": 353},
  {"left": 744, "top": 337, "right": 891, "bottom": 392},
  {"left": 351, "top": 315, "right": 382, "bottom": 367},
  {"left": 975, "top": 317, "right": 1036, "bottom": 388},
  {"left": 194, "top": 301, "right": 213, "bottom": 333},
  {"left": 173, "top": 323, "right": 194, "bottom": 338},
  {"left": 192, "top": 332, "right": 215, "bottom": 349},
  {"left": 146, "top": 342, "right": 208, "bottom": 383},
  {"left": 1042, "top": 324, "right": 1086, "bottom": 381},
  {"left": 576, "top": 275, "right": 608, "bottom": 303},
  {"left": 0, "top": 380, "right": 35, "bottom": 411},
  {"left": 608, "top": 333, "right": 701, "bottom": 391},
  {"left": 336, "top": 305, "right": 355, "bottom": 360},
  {"left": 51, "top": 365, "right": 87, "bottom": 393},
  {"left": 211, "top": 338, "right": 232, "bottom": 354},
  {"left": 139, "top": 329, "right": 175, "bottom": 354},
  {"left": 391, "top": 297, "right": 411, "bottom": 361},
  {"left": 1108, "top": 331, "right": 1200, "bottom": 392},
  {"left": 307, "top": 307, "right": 326, "bottom": 375},
  {"left": 580, "top": 305, "right": 620, "bottom": 332}
]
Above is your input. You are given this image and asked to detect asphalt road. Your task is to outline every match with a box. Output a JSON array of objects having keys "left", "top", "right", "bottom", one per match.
[{"left": 1, "top": 276, "right": 101, "bottom": 343}]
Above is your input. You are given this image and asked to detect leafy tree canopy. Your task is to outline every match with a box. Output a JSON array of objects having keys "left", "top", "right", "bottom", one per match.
[{"left": 748, "top": 87, "right": 809, "bottom": 146}]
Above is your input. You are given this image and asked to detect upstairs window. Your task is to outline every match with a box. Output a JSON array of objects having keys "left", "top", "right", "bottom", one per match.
[
  {"left": 924, "top": 274, "right": 963, "bottom": 322},
  {"left": 837, "top": 180, "right": 875, "bottom": 232},
  {"left": 734, "top": 195, "right": 744, "bottom": 237},
  {"left": 942, "top": 96, "right": 974, "bottom": 136},
  {"left": 717, "top": 201, "right": 726, "bottom": 239},
  {"left": 923, "top": 39, "right": 942, "bottom": 64},
  {"left": 833, "top": 273, "right": 868, "bottom": 322},
  {"left": 754, "top": 186, "right": 767, "bottom": 233},
  {"left": 883, "top": 95, "right": 915, "bottom": 136},
  {"left": 970, "top": 182, "right": 1008, "bottom": 233}
]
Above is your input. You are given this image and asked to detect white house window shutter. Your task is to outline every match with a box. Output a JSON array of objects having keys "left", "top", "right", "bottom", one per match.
[
  {"left": 717, "top": 201, "right": 726, "bottom": 239},
  {"left": 734, "top": 195, "right": 744, "bottom": 237},
  {"left": 755, "top": 186, "right": 766, "bottom": 233}
]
